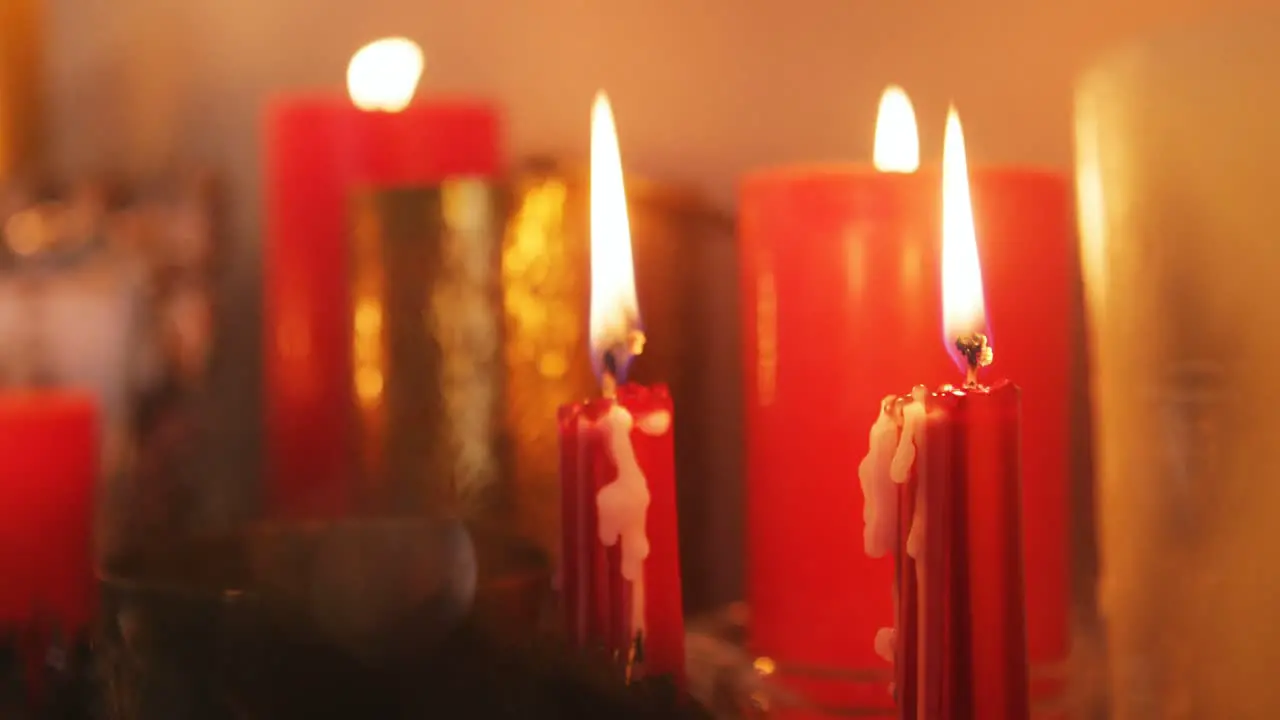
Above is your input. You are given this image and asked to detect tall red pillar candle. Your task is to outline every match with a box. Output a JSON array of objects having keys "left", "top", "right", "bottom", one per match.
[
  {"left": 967, "top": 169, "right": 1073, "bottom": 713},
  {"left": 558, "top": 92, "right": 685, "bottom": 680},
  {"left": 0, "top": 391, "right": 98, "bottom": 630},
  {"left": 264, "top": 38, "right": 500, "bottom": 518},
  {"left": 739, "top": 88, "right": 948, "bottom": 714}
]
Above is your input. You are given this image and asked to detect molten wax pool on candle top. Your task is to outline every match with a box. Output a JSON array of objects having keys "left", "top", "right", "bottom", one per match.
[
  {"left": 558, "top": 92, "right": 684, "bottom": 681},
  {"left": 862, "top": 109, "right": 1029, "bottom": 720}
]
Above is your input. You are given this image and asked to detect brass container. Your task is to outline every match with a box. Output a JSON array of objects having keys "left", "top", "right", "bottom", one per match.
[
  {"left": 503, "top": 159, "right": 743, "bottom": 612},
  {"left": 0, "top": 0, "right": 41, "bottom": 178},
  {"left": 347, "top": 181, "right": 507, "bottom": 518}
]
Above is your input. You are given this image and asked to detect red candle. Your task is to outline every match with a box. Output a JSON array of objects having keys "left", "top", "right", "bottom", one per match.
[
  {"left": 739, "top": 87, "right": 944, "bottom": 714},
  {"left": 893, "top": 109, "right": 1028, "bottom": 720},
  {"left": 560, "top": 384, "right": 683, "bottom": 677},
  {"left": 558, "top": 93, "right": 685, "bottom": 680},
  {"left": 908, "top": 382, "right": 1026, "bottom": 720},
  {"left": 264, "top": 38, "right": 501, "bottom": 518},
  {"left": 968, "top": 169, "right": 1073, "bottom": 715},
  {"left": 0, "top": 391, "right": 98, "bottom": 630},
  {"left": 742, "top": 92, "right": 1074, "bottom": 715}
]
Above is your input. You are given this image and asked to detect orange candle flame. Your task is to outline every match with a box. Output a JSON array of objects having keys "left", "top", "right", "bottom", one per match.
[
  {"left": 941, "top": 107, "right": 992, "bottom": 379},
  {"left": 588, "top": 91, "right": 644, "bottom": 389}
]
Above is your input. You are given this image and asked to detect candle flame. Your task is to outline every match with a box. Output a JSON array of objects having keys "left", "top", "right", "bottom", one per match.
[
  {"left": 941, "top": 106, "right": 990, "bottom": 373},
  {"left": 873, "top": 85, "right": 919, "bottom": 173},
  {"left": 346, "top": 37, "right": 424, "bottom": 112},
  {"left": 589, "top": 91, "right": 643, "bottom": 386}
]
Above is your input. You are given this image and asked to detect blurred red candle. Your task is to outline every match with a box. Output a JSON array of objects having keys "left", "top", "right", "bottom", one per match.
[
  {"left": 741, "top": 89, "right": 1073, "bottom": 716},
  {"left": 739, "top": 87, "right": 943, "bottom": 714},
  {"left": 0, "top": 391, "right": 98, "bottom": 630},
  {"left": 559, "top": 93, "right": 685, "bottom": 680},
  {"left": 264, "top": 37, "right": 501, "bottom": 518}
]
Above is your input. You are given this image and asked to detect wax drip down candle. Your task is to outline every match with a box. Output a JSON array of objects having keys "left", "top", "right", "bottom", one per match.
[
  {"left": 860, "top": 109, "right": 1029, "bottom": 720},
  {"left": 557, "top": 92, "right": 685, "bottom": 682}
]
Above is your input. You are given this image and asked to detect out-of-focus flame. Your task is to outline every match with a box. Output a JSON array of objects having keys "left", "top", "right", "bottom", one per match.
[
  {"left": 873, "top": 85, "right": 920, "bottom": 173},
  {"left": 347, "top": 37, "right": 424, "bottom": 112},
  {"left": 588, "top": 91, "right": 642, "bottom": 382},
  {"left": 941, "top": 107, "right": 989, "bottom": 369},
  {"left": 352, "top": 298, "right": 385, "bottom": 406}
]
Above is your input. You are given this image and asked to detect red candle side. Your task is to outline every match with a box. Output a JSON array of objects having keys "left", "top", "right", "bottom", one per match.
[
  {"left": 263, "top": 97, "right": 500, "bottom": 519},
  {"left": 0, "top": 391, "right": 98, "bottom": 630},
  {"left": 968, "top": 170, "right": 1074, "bottom": 709},
  {"left": 739, "top": 167, "right": 948, "bottom": 710},
  {"left": 912, "top": 381, "right": 1027, "bottom": 720},
  {"left": 895, "top": 475, "right": 919, "bottom": 720},
  {"left": 558, "top": 383, "right": 685, "bottom": 680}
]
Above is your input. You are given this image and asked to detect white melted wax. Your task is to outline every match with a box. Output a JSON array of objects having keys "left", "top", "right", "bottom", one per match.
[{"left": 596, "top": 402, "right": 672, "bottom": 635}]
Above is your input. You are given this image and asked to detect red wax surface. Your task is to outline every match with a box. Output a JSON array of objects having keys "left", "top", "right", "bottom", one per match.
[
  {"left": 901, "top": 382, "right": 1028, "bottom": 720},
  {"left": 559, "top": 383, "right": 685, "bottom": 680},
  {"left": 264, "top": 96, "right": 501, "bottom": 519},
  {"left": 739, "top": 166, "right": 1072, "bottom": 714},
  {"left": 971, "top": 171, "right": 1074, "bottom": 706},
  {"left": 739, "top": 166, "right": 945, "bottom": 712},
  {"left": 0, "top": 391, "right": 98, "bottom": 629},
  {"left": 896, "top": 476, "right": 920, "bottom": 720}
]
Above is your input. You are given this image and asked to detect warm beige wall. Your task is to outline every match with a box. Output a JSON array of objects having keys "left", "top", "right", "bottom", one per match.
[{"left": 44, "top": 0, "right": 1269, "bottom": 593}]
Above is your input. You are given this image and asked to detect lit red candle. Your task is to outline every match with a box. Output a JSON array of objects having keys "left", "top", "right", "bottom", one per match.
[
  {"left": 264, "top": 37, "right": 500, "bottom": 518},
  {"left": 558, "top": 92, "right": 685, "bottom": 681},
  {"left": 876, "top": 109, "right": 1029, "bottom": 720}
]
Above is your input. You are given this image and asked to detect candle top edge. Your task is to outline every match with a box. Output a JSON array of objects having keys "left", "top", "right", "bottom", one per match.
[
  {"left": 556, "top": 383, "right": 672, "bottom": 415},
  {"left": 741, "top": 163, "right": 1066, "bottom": 187},
  {"left": 0, "top": 388, "right": 99, "bottom": 413}
]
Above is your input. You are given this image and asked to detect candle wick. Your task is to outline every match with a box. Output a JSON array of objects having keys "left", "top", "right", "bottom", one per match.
[
  {"left": 954, "top": 332, "right": 993, "bottom": 388},
  {"left": 598, "top": 330, "right": 647, "bottom": 398}
]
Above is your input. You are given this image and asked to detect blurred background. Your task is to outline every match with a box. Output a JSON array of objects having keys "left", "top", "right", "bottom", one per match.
[
  {"left": 0, "top": 0, "right": 1268, "bottom": 717},
  {"left": 43, "top": 0, "right": 1272, "bottom": 607}
]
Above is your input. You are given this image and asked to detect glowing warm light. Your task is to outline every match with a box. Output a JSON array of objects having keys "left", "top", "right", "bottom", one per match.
[
  {"left": 355, "top": 367, "right": 384, "bottom": 403},
  {"left": 4, "top": 209, "right": 47, "bottom": 256},
  {"left": 346, "top": 37, "right": 424, "bottom": 112},
  {"left": 873, "top": 85, "right": 920, "bottom": 173},
  {"left": 1074, "top": 95, "right": 1109, "bottom": 309},
  {"left": 941, "top": 107, "right": 988, "bottom": 356},
  {"left": 753, "top": 656, "right": 777, "bottom": 676},
  {"left": 588, "top": 91, "right": 641, "bottom": 380},
  {"left": 352, "top": 298, "right": 385, "bottom": 405}
]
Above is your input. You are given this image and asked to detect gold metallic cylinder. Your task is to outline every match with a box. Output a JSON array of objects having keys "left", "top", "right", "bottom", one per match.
[
  {"left": 503, "top": 159, "right": 743, "bottom": 612},
  {"left": 0, "top": 0, "right": 41, "bottom": 178},
  {"left": 348, "top": 180, "right": 507, "bottom": 519}
]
